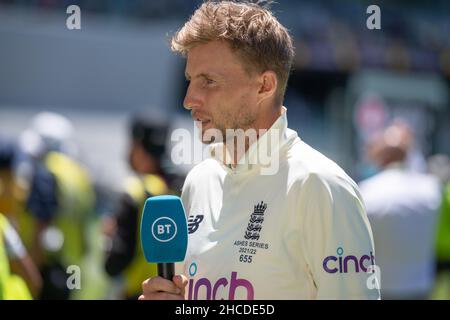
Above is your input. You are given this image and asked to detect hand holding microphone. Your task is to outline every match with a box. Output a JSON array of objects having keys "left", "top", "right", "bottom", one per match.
[{"left": 139, "top": 195, "right": 188, "bottom": 300}]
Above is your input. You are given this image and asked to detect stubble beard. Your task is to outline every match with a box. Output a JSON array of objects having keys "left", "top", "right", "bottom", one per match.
[{"left": 201, "top": 102, "right": 257, "bottom": 147}]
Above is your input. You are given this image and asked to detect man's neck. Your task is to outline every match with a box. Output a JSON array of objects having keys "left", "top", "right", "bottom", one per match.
[{"left": 226, "top": 105, "right": 283, "bottom": 167}]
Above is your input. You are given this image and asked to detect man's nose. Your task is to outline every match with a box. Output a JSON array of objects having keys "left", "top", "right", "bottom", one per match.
[{"left": 183, "top": 84, "right": 202, "bottom": 111}]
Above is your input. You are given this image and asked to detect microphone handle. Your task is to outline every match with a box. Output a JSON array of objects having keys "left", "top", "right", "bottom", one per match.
[{"left": 158, "top": 263, "right": 175, "bottom": 280}]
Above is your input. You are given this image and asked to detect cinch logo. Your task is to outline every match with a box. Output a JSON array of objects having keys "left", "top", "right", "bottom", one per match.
[
  {"left": 322, "top": 247, "right": 375, "bottom": 274},
  {"left": 187, "top": 262, "right": 254, "bottom": 300}
]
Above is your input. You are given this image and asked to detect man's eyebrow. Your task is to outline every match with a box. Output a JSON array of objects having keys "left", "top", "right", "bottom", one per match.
[
  {"left": 198, "top": 73, "right": 214, "bottom": 79},
  {"left": 185, "top": 72, "right": 220, "bottom": 80}
]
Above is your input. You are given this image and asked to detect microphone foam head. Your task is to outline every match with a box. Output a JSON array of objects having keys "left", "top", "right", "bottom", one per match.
[{"left": 140, "top": 195, "right": 188, "bottom": 263}]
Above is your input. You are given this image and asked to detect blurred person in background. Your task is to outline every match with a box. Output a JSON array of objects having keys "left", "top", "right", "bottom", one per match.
[
  {"left": 0, "top": 139, "right": 42, "bottom": 299},
  {"left": 359, "top": 121, "right": 442, "bottom": 299},
  {"left": 16, "top": 112, "right": 96, "bottom": 299},
  {"left": 0, "top": 137, "right": 28, "bottom": 223},
  {"left": 428, "top": 154, "right": 450, "bottom": 297},
  {"left": 0, "top": 212, "right": 41, "bottom": 300},
  {"left": 103, "top": 114, "right": 172, "bottom": 300}
]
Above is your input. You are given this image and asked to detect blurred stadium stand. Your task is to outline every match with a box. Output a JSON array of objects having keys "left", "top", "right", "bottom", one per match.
[{"left": 0, "top": 0, "right": 449, "bottom": 182}]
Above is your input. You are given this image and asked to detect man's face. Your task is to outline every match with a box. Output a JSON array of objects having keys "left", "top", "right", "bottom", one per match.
[
  {"left": 128, "top": 140, "right": 156, "bottom": 174},
  {"left": 184, "top": 41, "right": 261, "bottom": 144}
]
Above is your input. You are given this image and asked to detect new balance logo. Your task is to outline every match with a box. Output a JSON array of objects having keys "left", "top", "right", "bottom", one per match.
[{"left": 188, "top": 215, "right": 204, "bottom": 234}]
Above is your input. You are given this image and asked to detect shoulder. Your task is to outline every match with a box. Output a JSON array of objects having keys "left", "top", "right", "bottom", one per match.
[
  {"left": 286, "top": 140, "right": 360, "bottom": 196},
  {"left": 283, "top": 141, "right": 367, "bottom": 226},
  {"left": 359, "top": 170, "right": 442, "bottom": 208},
  {"left": 415, "top": 172, "right": 441, "bottom": 193},
  {"left": 180, "top": 158, "right": 223, "bottom": 215},
  {"left": 183, "top": 158, "right": 223, "bottom": 186},
  {"left": 181, "top": 158, "right": 223, "bottom": 197}
]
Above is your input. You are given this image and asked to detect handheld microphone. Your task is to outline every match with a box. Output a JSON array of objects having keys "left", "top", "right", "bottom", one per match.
[{"left": 140, "top": 195, "right": 188, "bottom": 280}]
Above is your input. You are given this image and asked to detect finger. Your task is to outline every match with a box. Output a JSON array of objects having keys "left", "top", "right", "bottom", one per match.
[
  {"left": 138, "top": 292, "right": 184, "bottom": 300},
  {"left": 172, "top": 274, "right": 188, "bottom": 295},
  {"left": 156, "top": 292, "right": 185, "bottom": 300},
  {"left": 142, "top": 276, "right": 181, "bottom": 295}
]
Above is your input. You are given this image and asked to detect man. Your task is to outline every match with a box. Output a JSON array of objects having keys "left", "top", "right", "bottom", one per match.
[
  {"left": 359, "top": 122, "right": 441, "bottom": 299},
  {"left": 17, "top": 112, "right": 95, "bottom": 299},
  {"left": 0, "top": 212, "right": 42, "bottom": 300},
  {"left": 104, "top": 115, "right": 171, "bottom": 299},
  {"left": 140, "top": 1, "right": 379, "bottom": 300},
  {"left": 0, "top": 140, "right": 42, "bottom": 299}
]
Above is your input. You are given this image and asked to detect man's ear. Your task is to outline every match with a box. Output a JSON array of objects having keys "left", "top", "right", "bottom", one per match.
[{"left": 257, "top": 71, "right": 277, "bottom": 105}]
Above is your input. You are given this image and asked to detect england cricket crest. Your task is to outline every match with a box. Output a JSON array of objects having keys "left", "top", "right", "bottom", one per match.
[{"left": 244, "top": 201, "right": 267, "bottom": 241}]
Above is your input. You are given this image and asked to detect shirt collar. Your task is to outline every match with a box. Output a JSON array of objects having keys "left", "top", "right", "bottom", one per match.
[{"left": 209, "top": 106, "right": 297, "bottom": 172}]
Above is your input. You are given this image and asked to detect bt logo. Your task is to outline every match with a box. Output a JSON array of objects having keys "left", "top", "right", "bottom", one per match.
[
  {"left": 151, "top": 217, "right": 177, "bottom": 242},
  {"left": 323, "top": 247, "right": 375, "bottom": 274}
]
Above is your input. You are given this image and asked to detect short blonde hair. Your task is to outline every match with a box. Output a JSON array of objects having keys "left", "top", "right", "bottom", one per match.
[{"left": 171, "top": 0, "right": 295, "bottom": 105}]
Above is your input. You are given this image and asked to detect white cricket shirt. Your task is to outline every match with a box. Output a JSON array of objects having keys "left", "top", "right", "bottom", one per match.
[
  {"left": 177, "top": 108, "right": 380, "bottom": 300},
  {"left": 359, "top": 165, "right": 441, "bottom": 297}
]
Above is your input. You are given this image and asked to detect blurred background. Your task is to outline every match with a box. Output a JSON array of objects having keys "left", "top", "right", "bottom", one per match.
[{"left": 0, "top": 0, "right": 449, "bottom": 299}]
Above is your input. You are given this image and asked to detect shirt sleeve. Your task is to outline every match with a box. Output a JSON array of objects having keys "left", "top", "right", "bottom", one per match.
[
  {"left": 3, "top": 219, "right": 27, "bottom": 259},
  {"left": 298, "top": 172, "right": 380, "bottom": 299},
  {"left": 180, "top": 173, "right": 192, "bottom": 218},
  {"left": 175, "top": 176, "right": 192, "bottom": 279}
]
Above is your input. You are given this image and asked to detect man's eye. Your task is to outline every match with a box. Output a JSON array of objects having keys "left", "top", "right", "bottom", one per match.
[{"left": 205, "top": 79, "right": 215, "bottom": 86}]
